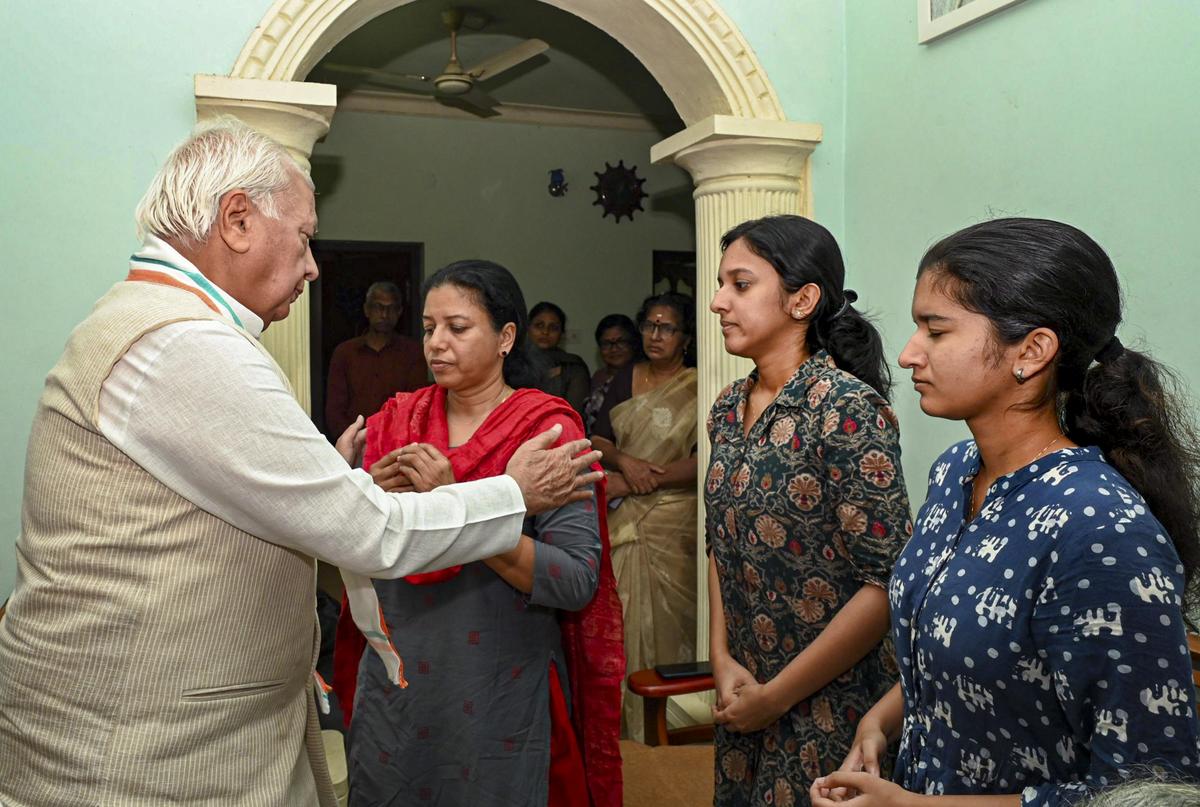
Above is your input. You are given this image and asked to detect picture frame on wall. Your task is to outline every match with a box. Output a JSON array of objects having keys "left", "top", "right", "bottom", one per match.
[{"left": 918, "top": 0, "right": 1026, "bottom": 44}]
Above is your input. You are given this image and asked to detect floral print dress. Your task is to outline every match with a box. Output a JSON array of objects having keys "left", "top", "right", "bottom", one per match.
[{"left": 706, "top": 351, "right": 913, "bottom": 806}]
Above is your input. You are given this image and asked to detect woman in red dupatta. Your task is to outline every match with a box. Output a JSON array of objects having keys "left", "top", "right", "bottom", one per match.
[{"left": 333, "top": 261, "right": 624, "bottom": 807}]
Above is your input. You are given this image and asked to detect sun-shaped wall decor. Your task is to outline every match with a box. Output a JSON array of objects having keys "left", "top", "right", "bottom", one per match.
[{"left": 589, "top": 160, "right": 648, "bottom": 223}]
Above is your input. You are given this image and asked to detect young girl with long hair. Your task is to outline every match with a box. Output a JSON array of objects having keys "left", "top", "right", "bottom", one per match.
[
  {"left": 707, "top": 215, "right": 913, "bottom": 804},
  {"left": 814, "top": 218, "right": 1200, "bottom": 805}
]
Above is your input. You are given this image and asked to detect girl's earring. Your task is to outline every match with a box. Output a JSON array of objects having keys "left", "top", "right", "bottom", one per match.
[{"left": 1015, "top": 367, "right": 1026, "bottom": 383}]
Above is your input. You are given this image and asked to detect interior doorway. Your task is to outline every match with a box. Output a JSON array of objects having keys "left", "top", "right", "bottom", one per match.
[
  {"left": 220, "top": 0, "right": 809, "bottom": 670},
  {"left": 309, "top": 239, "right": 423, "bottom": 437}
]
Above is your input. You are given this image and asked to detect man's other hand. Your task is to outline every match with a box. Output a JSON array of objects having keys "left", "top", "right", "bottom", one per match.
[
  {"left": 505, "top": 424, "right": 603, "bottom": 515},
  {"left": 336, "top": 415, "right": 366, "bottom": 467}
]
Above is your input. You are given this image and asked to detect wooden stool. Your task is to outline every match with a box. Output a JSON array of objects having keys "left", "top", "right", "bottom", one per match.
[{"left": 627, "top": 668, "right": 715, "bottom": 746}]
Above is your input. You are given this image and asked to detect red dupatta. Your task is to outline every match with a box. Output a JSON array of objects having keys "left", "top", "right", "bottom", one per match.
[{"left": 331, "top": 384, "right": 624, "bottom": 807}]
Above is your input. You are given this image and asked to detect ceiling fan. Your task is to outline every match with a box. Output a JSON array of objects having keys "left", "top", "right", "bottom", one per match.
[{"left": 324, "top": 8, "right": 549, "bottom": 116}]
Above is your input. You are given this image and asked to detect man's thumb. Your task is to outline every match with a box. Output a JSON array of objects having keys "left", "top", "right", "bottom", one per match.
[{"left": 523, "top": 423, "right": 563, "bottom": 451}]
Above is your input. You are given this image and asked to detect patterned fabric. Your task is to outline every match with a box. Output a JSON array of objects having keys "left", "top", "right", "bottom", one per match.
[
  {"left": 891, "top": 441, "right": 1200, "bottom": 805},
  {"left": 584, "top": 369, "right": 615, "bottom": 434},
  {"left": 0, "top": 280, "right": 333, "bottom": 806},
  {"left": 606, "top": 367, "right": 699, "bottom": 742},
  {"left": 340, "top": 386, "right": 624, "bottom": 807},
  {"left": 706, "top": 351, "right": 912, "bottom": 806}
]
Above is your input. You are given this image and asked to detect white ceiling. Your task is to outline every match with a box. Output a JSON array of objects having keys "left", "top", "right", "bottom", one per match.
[{"left": 306, "top": 0, "right": 682, "bottom": 130}]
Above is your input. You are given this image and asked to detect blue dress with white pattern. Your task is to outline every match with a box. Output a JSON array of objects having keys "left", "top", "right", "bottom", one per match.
[{"left": 890, "top": 441, "right": 1200, "bottom": 805}]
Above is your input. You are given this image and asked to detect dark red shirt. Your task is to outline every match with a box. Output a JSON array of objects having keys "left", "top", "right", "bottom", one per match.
[{"left": 324, "top": 334, "right": 426, "bottom": 438}]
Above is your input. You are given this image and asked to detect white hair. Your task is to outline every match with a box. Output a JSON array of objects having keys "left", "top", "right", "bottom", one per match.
[
  {"left": 1084, "top": 775, "right": 1200, "bottom": 807},
  {"left": 134, "top": 116, "right": 313, "bottom": 246},
  {"left": 366, "top": 281, "right": 403, "bottom": 302}
]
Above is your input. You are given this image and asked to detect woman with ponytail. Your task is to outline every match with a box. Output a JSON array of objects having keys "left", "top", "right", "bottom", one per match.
[
  {"left": 814, "top": 218, "right": 1200, "bottom": 806},
  {"left": 706, "top": 215, "right": 913, "bottom": 804}
]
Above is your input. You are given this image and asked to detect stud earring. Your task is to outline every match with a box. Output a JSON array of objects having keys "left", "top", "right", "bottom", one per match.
[
  {"left": 500, "top": 349, "right": 509, "bottom": 358},
  {"left": 792, "top": 309, "right": 804, "bottom": 320},
  {"left": 1015, "top": 367, "right": 1026, "bottom": 383}
]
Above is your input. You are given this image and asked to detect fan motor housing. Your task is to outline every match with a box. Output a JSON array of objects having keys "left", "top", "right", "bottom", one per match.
[{"left": 435, "top": 75, "right": 472, "bottom": 95}]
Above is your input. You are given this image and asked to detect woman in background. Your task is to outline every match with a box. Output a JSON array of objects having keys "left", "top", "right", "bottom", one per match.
[
  {"left": 338, "top": 261, "right": 624, "bottom": 807},
  {"left": 584, "top": 313, "right": 641, "bottom": 434},
  {"left": 707, "top": 215, "right": 911, "bottom": 805},
  {"left": 591, "top": 292, "right": 699, "bottom": 741},
  {"left": 814, "top": 218, "right": 1200, "bottom": 806},
  {"left": 529, "top": 301, "right": 591, "bottom": 416}
]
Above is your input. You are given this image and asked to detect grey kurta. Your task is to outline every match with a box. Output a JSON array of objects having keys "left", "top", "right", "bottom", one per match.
[{"left": 348, "top": 499, "right": 600, "bottom": 806}]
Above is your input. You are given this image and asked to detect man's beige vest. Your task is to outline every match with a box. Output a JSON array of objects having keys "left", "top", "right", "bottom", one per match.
[{"left": 0, "top": 281, "right": 336, "bottom": 806}]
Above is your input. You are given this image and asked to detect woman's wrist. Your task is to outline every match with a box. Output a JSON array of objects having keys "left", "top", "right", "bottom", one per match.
[
  {"left": 761, "top": 675, "right": 794, "bottom": 715},
  {"left": 858, "top": 706, "right": 899, "bottom": 744}
]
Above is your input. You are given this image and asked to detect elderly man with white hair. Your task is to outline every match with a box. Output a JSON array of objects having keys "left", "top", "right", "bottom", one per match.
[{"left": 0, "top": 119, "right": 601, "bottom": 806}]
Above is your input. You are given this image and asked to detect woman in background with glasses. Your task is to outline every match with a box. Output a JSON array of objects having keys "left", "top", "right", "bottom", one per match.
[
  {"left": 591, "top": 292, "right": 699, "bottom": 741},
  {"left": 584, "top": 314, "right": 643, "bottom": 434}
]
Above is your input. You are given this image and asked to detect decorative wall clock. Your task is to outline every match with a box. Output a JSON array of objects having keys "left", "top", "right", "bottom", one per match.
[{"left": 590, "top": 160, "right": 647, "bottom": 223}]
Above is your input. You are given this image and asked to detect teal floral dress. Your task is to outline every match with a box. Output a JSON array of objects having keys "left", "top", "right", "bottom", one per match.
[{"left": 705, "top": 352, "right": 912, "bottom": 806}]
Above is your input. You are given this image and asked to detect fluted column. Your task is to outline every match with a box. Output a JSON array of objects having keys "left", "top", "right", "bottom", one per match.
[
  {"left": 194, "top": 75, "right": 337, "bottom": 415},
  {"left": 652, "top": 115, "right": 823, "bottom": 659}
]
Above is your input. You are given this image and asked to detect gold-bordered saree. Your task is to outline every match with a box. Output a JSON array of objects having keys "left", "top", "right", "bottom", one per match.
[{"left": 607, "top": 367, "right": 698, "bottom": 741}]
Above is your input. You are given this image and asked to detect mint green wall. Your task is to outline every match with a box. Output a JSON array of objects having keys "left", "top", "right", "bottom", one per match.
[
  {"left": 843, "top": 0, "right": 1200, "bottom": 508},
  {"left": 0, "top": 0, "right": 827, "bottom": 598},
  {"left": 8, "top": 0, "right": 1194, "bottom": 600},
  {"left": 0, "top": 2, "right": 265, "bottom": 597},
  {"left": 311, "top": 111, "right": 695, "bottom": 359},
  {"left": 722, "top": 0, "right": 847, "bottom": 239}
]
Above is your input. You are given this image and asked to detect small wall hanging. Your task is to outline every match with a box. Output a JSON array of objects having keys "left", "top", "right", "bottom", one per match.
[
  {"left": 548, "top": 168, "right": 568, "bottom": 197},
  {"left": 590, "top": 160, "right": 647, "bottom": 223}
]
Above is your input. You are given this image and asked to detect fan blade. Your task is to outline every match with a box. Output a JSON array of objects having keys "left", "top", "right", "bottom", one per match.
[
  {"left": 467, "top": 39, "right": 548, "bottom": 82},
  {"left": 436, "top": 85, "right": 501, "bottom": 117},
  {"left": 323, "top": 63, "right": 431, "bottom": 85}
]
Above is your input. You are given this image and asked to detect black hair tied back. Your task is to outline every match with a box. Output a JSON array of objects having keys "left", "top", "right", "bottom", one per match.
[
  {"left": 422, "top": 259, "right": 543, "bottom": 389},
  {"left": 721, "top": 215, "right": 892, "bottom": 398},
  {"left": 918, "top": 217, "right": 1200, "bottom": 602}
]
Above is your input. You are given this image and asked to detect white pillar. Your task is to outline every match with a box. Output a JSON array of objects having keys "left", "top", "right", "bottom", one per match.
[
  {"left": 194, "top": 75, "right": 338, "bottom": 415},
  {"left": 652, "top": 115, "right": 823, "bottom": 659}
]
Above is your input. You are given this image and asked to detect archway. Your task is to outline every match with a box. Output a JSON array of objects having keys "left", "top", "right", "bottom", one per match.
[{"left": 198, "top": 0, "right": 825, "bottom": 658}]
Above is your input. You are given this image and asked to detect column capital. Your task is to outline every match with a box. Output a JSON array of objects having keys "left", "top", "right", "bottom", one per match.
[
  {"left": 193, "top": 75, "right": 337, "bottom": 172},
  {"left": 651, "top": 115, "right": 822, "bottom": 188}
]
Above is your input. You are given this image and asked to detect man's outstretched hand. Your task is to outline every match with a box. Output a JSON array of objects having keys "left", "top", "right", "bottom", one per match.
[{"left": 505, "top": 424, "right": 603, "bottom": 515}]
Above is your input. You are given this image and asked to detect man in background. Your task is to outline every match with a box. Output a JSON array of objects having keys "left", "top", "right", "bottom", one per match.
[{"left": 325, "top": 281, "right": 426, "bottom": 438}]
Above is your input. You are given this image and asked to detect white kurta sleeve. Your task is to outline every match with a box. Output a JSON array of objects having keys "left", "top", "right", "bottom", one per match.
[{"left": 98, "top": 320, "right": 525, "bottom": 577}]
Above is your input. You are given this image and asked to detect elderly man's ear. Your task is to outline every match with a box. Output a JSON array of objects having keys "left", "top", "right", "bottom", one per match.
[{"left": 218, "top": 190, "right": 254, "bottom": 254}]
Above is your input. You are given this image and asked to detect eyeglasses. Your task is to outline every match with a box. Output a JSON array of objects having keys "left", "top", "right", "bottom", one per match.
[
  {"left": 599, "top": 338, "right": 633, "bottom": 349},
  {"left": 639, "top": 321, "right": 680, "bottom": 338},
  {"left": 530, "top": 321, "right": 563, "bottom": 333}
]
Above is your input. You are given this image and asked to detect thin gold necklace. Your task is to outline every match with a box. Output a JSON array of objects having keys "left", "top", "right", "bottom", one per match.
[
  {"left": 642, "top": 362, "right": 680, "bottom": 386},
  {"left": 971, "top": 433, "right": 1063, "bottom": 517}
]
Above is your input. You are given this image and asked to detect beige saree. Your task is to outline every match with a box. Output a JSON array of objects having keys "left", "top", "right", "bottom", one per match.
[{"left": 608, "top": 367, "right": 698, "bottom": 741}]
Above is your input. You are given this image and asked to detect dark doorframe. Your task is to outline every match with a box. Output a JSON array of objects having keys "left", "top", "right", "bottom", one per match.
[{"left": 309, "top": 240, "right": 423, "bottom": 436}]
